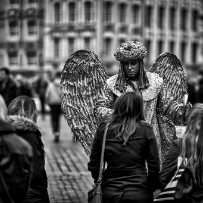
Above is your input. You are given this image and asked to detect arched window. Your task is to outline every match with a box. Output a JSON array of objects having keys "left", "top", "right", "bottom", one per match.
[
  {"left": 103, "top": 1, "right": 112, "bottom": 23},
  {"left": 9, "top": 21, "right": 18, "bottom": 36},
  {"left": 27, "top": 20, "right": 37, "bottom": 35},
  {"left": 69, "top": 2, "right": 76, "bottom": 22},
  {"left": 84, "top": 1, "right": 93, "bottom": 22},
  {"left": 54, "top": 2, "right": 61, "bottom": 23},
  {"left": 118, "top": 3, "right": 126, "bottom": 23}
]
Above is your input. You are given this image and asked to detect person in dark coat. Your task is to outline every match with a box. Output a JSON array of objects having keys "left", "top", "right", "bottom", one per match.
[
  {"left": 159, "top": 103, "right": 203, "bottom": 203},
  {"left": 88, "top": 92, "right": 160, "bottom": 203},
  {"left": 7, "top": 95, "right": 50, "bottom": 203},
  {"left": 0, "top": 95, "right": 33, "bottom": 203},
  {"left": 0, "top": 67, "right": 19, "bottom": 106}
]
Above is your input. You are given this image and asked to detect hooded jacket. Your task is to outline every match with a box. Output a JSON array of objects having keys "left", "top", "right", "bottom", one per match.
[
  {"left": 0, "top": 119, "right": 32, "bottom": 203},
  {"left": 7, "top": 115, "right": 48, "bottom": 192}
]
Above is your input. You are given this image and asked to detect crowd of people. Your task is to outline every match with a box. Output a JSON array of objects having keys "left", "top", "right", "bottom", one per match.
[{"left": 0, "top": 40, "right": 203, "bottom": 203}]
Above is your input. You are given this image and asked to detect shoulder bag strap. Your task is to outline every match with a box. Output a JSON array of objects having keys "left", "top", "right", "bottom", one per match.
[{"left": 97, "top": 123, "right": 109, "bottom": 184}]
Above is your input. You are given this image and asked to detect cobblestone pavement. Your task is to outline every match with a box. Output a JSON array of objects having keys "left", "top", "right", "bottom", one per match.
[{"left": 38, "top": 114, "right": 93, "bottom": 203}]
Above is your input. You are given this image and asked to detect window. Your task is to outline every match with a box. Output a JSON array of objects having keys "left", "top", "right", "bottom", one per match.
[
  {"left": 191, "top": 42, "right": 198, "bottom": 63},
  {"left": 180, "top": 8, "right": 187, "bottom": 31},
  {"left": 8, "top": 52, "right": 18, "bottom": 66},
  {"left": 10, "top": 0, "right": 19, "bottom": 4},
  {"left": 158, "top": 40, "right": 163, "bottom": 55},
  {"left": 169, "top": 41, "right": 175, "bottom": 53},
  {"left": 28, "top": 20, "right": 37, "bottom": 35},
  {"left": 54, "top": 3, "right": 61, "bottom": 23},
  {"left": 54, "top": 38, "right": 60, "bottom": 58},
  {"left": 169, "top": 7, "right": 176, "bottom": 31},
  {"left": 103, "top": 1, "right": 112, "bottom": 23},
  {"left": 119, "top": 38, "right": 126, "bottom": 46},
  {"left": 84, "top": 37, "right": 91, "bottom": 50},
  {"left": 191, "top": 9, "right": 198, "bottom": 31},
  {"left": 27, "top": 52, "right": 37, "bottom": 65},
  {"left": 104, "top": 38, "right": 112, "bottom": 57},
  {"left": 145, "top": 6, "right": 152, "bottom": 28},
  {"left": 69, "top": 2, "right": 76, "bottom": 22},
  {"left": 145, "top": 40, "right": 151, "bottom": 61},
  {"left": 118, "top": 3, "right": 126, "bottom": 23},
  {"left": 84, "top": 1, "right": 93, "bottom": 22},
  {"left": 28, "top": 0, "right": 37, "bottom": 3},
  {"left": 158, "top": 6, "right": 165, "bottom": 29},
  {"left": 68, "top": 38, "right": 74, "bottom": 56},
  {"left": 9, "top": 21, "right": 18, "bottom": 36},
  {"left": 132, "top": 5, "right": 140, "bottom": 25},
  {"left": 180, "top": 42, "right": 186, "bottom": 63}
]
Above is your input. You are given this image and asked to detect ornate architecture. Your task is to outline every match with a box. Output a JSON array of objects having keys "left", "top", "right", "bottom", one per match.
[
  {"left": 0, "top": 0, "right": 202, "bottom": 74},
  {"left": 0, "top": 0, "right": 44, "bottom": 75}
]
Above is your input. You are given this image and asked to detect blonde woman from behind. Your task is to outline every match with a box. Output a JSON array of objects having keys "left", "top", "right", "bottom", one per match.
[{"left": 0, "top": 95, "right": 33, "bottom": 203}]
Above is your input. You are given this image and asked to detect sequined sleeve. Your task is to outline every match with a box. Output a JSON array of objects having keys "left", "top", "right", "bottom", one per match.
[
  {"left": 157, "top": 83, "right": 192, "bottom": 125},
  {"left": 94, "top": 83, "right": 115, "bottom": 122}
]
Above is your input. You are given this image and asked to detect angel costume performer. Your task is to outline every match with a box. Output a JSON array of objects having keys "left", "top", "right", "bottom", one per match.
[
  {"left": 60, "top": 43, "right": 190, "bottom": 161},
  {"left": 94, "top": 41, "right": 191, "bottom": 161}
]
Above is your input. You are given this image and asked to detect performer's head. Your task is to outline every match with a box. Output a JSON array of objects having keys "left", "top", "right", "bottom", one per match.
[
  {"left": 181, "top": 103, "right": 203, "bottom": 183},
  {"left": 114, "top": 41, "right": 149, "bottom": 92},
  {"left": 110, "top": 92, "right": 145, "bottom": 145}
]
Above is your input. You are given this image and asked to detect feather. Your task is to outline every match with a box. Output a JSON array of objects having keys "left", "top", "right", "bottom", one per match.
[{"left": 61, "top": 50, "right": 108, "bottom": 155}]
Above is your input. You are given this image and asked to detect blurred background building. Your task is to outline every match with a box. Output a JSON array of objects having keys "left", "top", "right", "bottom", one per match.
[{"left": 0, "top": 0, "right": 203, "bottom": 76}]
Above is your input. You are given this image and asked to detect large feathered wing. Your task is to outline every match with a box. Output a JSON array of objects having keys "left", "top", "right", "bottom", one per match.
[
  {"left": 150, "top": 52, "right": 188, "bottom": 103},
  {"left": 149, "top": 52, "right": 189, "bottom": 139},
  {"left": 60, "top": 50, "right": 108, "bottom": 155}
]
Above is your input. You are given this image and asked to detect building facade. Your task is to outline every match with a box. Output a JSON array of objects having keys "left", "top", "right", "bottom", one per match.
[
  {"left": 44, "top": 0, "right": 203, "bottom": 72},
  {"left": 0, "top": 0, "right": 44, "bottom": 75},
  {"left": 0, "top": 0, "right": 202, "bottom": 74}
]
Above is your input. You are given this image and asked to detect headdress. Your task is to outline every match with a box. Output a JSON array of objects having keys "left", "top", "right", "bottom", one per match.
[
  {"left": 114, "top": 41, "right": 147, "bottom": 62},
  {"left": 114, "top": 41, "right": 149, "bottom": 92}
]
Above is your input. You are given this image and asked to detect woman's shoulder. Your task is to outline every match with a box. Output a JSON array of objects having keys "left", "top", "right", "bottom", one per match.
[{"left": 138, "top": 120, "right": 153, "bottom": 129}]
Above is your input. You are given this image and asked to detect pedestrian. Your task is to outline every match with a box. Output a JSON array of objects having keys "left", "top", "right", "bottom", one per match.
[
  {"left": 95, "top": 42, "right": 191, "bottom": 161},
  {"left": 7, "top": 95, "right": 50, "bottom": 203},
  {"left": 159, "top": 103, "right": 203, "bottom": 202},
  {"left": 88, "top": 92, "right": 160, "bottom": 203},
  {"left": 0, "top": 66, "right": 19, "bottom": 106},
  {"left": 15, "top": 74, "right": 33, "bottom": 97},
  {"left": 45, "top": 71, "right": 61, "bottom": 142},
  {"left": 34, "top": 73, "right": 48, "bottom": 118},
  {"left": 0, "top": 95, "right": 33, "bottom": 203}
]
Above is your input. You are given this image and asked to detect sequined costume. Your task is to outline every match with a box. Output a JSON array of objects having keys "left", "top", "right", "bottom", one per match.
[
  {"left": 95, "top": 43, "right": 191, "bottom": 161},
  {"left": 61, "top": 50, "right": 108, "bottom": 155}
]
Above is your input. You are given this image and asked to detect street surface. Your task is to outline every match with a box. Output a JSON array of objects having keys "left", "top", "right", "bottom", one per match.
[{"left": 38, "top": 114, "right": 93, "bottom": 203}]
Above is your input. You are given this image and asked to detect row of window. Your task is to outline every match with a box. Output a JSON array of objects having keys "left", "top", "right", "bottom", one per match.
[
  {"left": 53, "top": 2, "right": 199, "bottom": 31},
  {"left": 10, "top": 0, "right": 37, "bottom": 4},
  {"left": 104, "top": 39, "right": 198, "bottom": 63},
  {"left": 144, "top": 40, "right": 198, "bottom": 63},
  {"left": 9, "top": 20, "right": 37, "bottom": 36},
  {"left": 7, "top": 39, "right": 199, "bottom": 66},
  {"left": 53, "top": 37, "right": 92, "bottom": 58},
  {"left": 54, "top": 2, "right": 93, "bottom": 23},
  {"left": 52, "top": 37, "right": 199, "bottom": 64},
  {"left": 8, "top": 52, "right": 37, "bottom": 66}
]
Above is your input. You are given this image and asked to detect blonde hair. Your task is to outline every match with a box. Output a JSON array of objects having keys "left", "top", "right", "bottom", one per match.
[
  {"left": 0, "top": 95, "right": 7, "bottom": 121},
  {"left": 8, "top": 96, "right": 38, "bottom": 122},
  {"left": 181, "top": 103, "right": 203, "bottom": 186}
]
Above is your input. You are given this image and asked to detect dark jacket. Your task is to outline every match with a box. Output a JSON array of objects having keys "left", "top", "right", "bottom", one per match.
[
  {"left": 159, "top": 139, "right": 203, "bottom": 203},
  {"left": 0, "top": 119, "right": 33, "bottom": 203},
  {"left": 88, "top": 121, "right": 160, "bottom": 202},
  {"left": 8, "top": 115, "right": 49, "bottom": 203},
  {"left": 0, "top": 77, "right": 19, "bottom": 106}
]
